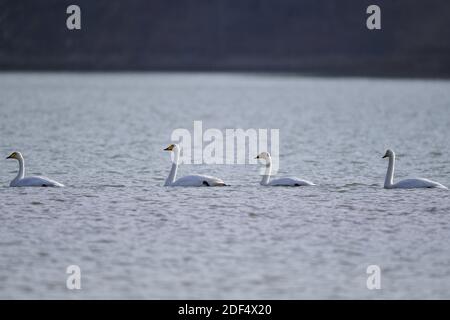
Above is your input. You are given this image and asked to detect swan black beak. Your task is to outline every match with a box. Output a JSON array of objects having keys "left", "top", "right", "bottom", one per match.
[
  {"left": 382, "top": 155, "right": 387, "bottom": 158},
  {"left": 255, "top": 156, "right": 259, "bottom": 159},
  {"left": 164, "top": 144, "right": 175, "bottom": 151},
  {"left": 6, "top": 154, "right": 13, "bottom": 159}
]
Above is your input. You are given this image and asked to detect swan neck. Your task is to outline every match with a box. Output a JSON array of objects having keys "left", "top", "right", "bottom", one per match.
[
  {"left": 165, "top": 149, "right": 179, "bottom": 186},
  {"left": 260, "top": 158, "right": 272, "bottom": 185},
  {"left": 16, "top": 156, "right": 25, "bottom": 181},
  {"left": 385, "top": 154, "right": 395, "bottom": 188}
]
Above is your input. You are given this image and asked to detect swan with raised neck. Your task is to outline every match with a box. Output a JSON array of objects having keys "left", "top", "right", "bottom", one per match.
[
  {"left": 163, "top": 144, "right": 227, "bottom": 187},
  {"left": 255, "top": 151, "right": 314, "bottom": 187},
  {"left": 382, "top": 149, "right": 447, "bottom": 189},
  {"left": 6, "top": 151, "right": 64, "bottom": 187}
]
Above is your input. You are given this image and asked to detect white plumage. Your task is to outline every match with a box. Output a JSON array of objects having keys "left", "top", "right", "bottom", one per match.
[
  {"left": 163, "top": 144, "right": 226, "bottom": 187},
  {"left": 382, "top": 149, "right": 447, "bottom": 189},
  {"left": 6, "top": 151, "right": 64, "bottom": 187},
  {"left": 255, "top": 152, "right": 315, "bottom": 187},
  {"left": 169, "top": 174, "right": 226, "bottom": 187},
  {"left": 266, "top": 177, "right": 315, "bottom": 187}
]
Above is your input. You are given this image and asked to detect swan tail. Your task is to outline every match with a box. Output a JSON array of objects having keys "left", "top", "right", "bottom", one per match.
[{"left": 203, "top": 181, "right": 228, "bottom": 187}]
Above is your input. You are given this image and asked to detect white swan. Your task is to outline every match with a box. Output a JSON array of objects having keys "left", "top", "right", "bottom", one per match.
[
  {"left": 163, "top": 144, "right": 227, "bottom": 187},
  {"left": 6, "top": 151, "right": 64, "bottom": 187},
  {"left": 382, "top": 149, "right": 447, "bottom": 189},
  {"left": 255, "top": 152, "right": 315, "bottom": 186}
]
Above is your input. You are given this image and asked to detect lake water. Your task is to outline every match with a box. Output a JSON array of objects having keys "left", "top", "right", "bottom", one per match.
[{"left": 0, "top": 72, "right": 449, "bottom": 299}]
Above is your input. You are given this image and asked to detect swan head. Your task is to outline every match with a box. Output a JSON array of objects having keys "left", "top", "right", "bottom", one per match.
[
  {"left": 255, "top": 152, "right": 271, "bottom": 161},
  {"left": 163, "top": 144, "right": 179, "bottom": 152},
  {"left": 382, "top": 149, "right": 394, "bottom": 159},
  {"left": 6, "top": 151, "right": 23, "bottom": 161}
]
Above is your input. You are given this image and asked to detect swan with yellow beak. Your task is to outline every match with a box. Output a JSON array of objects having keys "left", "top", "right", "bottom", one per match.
[
  {"left": 6, "top": 151, "right": 64, "bottom": 187},
  {"left": 163, "top": 144, "right": 227, "bottom": 187},
  {"left": 255, "top": 151, "right": 315, "bottom": 186}
]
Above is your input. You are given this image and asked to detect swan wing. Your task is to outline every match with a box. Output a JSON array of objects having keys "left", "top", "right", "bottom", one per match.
[
  {"left": 172, "top": 175, "right": 226, "bottom": 187},
  {"left": 393, "top": 178, "right": 447, "bottom": 189},
  {"left": 11, "top": 176, "right": 64, "bottom": 187},
  {"left": 268, "top": 177, "right": 315, "bottom": 186}
]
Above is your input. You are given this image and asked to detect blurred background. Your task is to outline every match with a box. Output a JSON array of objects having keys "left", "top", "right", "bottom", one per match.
[{"left": 1, "top": 0, "right": 450, "bottom": 76}]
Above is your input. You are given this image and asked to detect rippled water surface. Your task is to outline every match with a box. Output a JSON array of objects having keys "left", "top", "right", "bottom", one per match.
[{"left": 0, "top": 73, "right": 449, "bottom": 299}]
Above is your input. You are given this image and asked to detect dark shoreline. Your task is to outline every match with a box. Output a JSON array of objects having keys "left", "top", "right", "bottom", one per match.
[
  {"left": 1, "top": 68, "right": 450, "bottom": 80},
  {"left": 2, "top": 1, "right": 450, "bottom": 80}
]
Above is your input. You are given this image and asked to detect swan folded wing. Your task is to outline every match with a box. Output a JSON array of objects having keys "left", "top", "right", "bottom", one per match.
[
  {"left": 268, "top": 177, "right": 315, "bottom": 186},
  {"left": 393, "top": 178, "right": 447, "bottom": 189},
  {"left": 11, "top": 176, "right": 64, "bottom": 187},
  {"left": 172, "top": 175, "right": 226, "bottom": 187}
]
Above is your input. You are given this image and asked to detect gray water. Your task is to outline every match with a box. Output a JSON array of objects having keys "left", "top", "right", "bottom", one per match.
[{"left": 0, "top": 73, "right": 449, "bottom": 299}]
